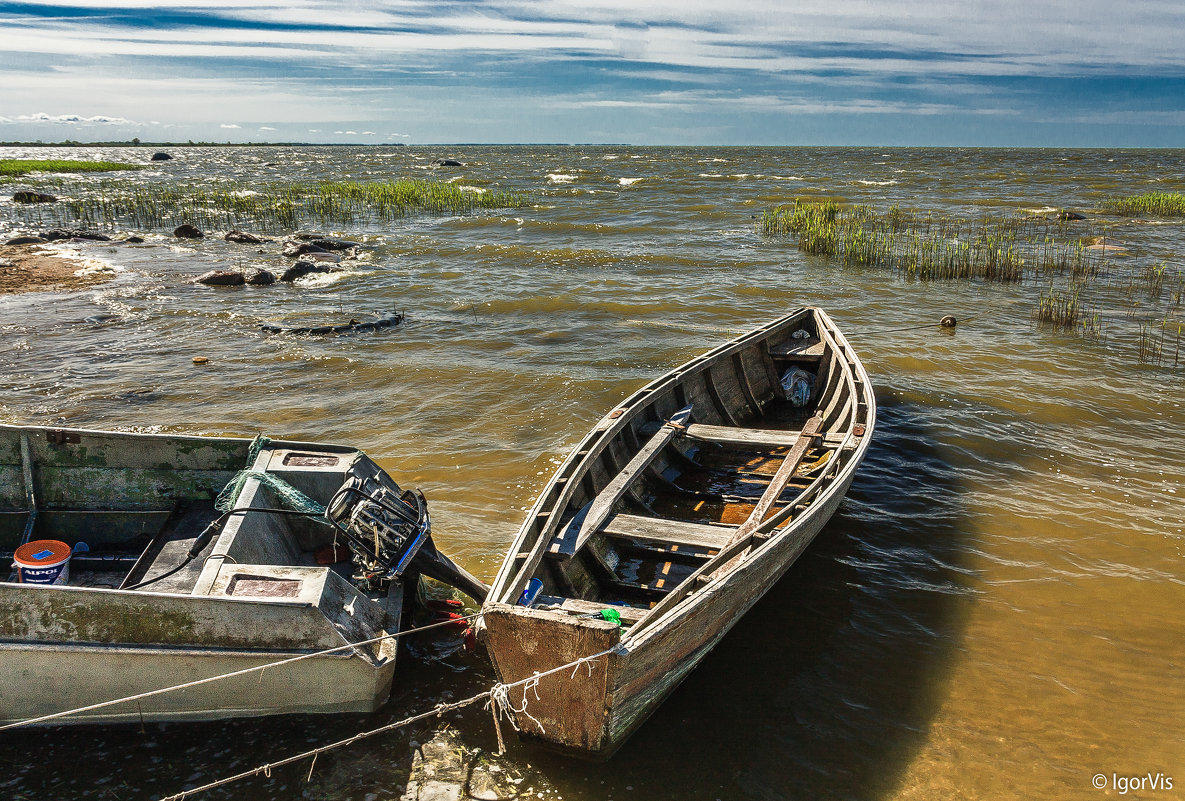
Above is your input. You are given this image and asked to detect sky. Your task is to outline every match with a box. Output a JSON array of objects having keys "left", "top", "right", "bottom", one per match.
[{"left": 1, "top": 0, "right": 1184, "bottom": 146}]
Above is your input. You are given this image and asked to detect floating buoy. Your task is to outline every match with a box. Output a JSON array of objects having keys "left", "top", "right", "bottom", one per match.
[
  {"left": 940, "top": 315, "right": 957, "bottom": 328},
  {"left": 192, "top": 356, "right": 209, "bottom": 365}
]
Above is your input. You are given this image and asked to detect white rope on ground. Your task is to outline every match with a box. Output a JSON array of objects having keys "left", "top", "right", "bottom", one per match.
[
  {"left": 158, "top": 644, "right": 622, "bottom": 801},
  {"left": 0, "top": 611, "right": 485, "bottom": 732}
]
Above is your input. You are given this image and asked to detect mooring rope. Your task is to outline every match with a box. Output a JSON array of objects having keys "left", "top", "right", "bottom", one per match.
[
  {"left": 158, "top": 644, "right": 622, "bottom": 801},
  {"left": 0, "top": 611, "right": 485, "bottom": 732}
]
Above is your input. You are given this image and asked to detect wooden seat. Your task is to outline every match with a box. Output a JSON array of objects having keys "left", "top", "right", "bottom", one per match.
[
  {"left": 682, "top": 423, "right": 846, "bottom": 449},
  {"left": 768, "top": 337, "right": 825, "bottom": 359},
  {"left": 600, "top": 513, "right": 733, "bottom": 551}
]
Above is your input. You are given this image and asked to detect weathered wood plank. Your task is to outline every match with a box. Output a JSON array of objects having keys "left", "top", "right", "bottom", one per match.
[
  {"left": 551, "top": 407, "right": 693, "bottom": 561},
  {"left": 721, "top": 415, "right": 823, "bottom": 548},
  {"left": 601, "top": 513, "right": 733, "bottom": 551},
  {"left": 768, "top": 337, "right": 825, "bottom": 359},
  {"left": 680, "top": 423, "right": 846, "bottom": 449}
]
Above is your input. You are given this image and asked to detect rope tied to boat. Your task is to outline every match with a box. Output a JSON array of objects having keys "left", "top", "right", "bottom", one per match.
[
  {"left": 487, "top": 671, "right": 545, "bottom": 753},
  {"left": 156, "top": 643, "right": 623, "bottom": 800},
  {"left": 0, "top": 611, "right": 486, "bottom": 732}
]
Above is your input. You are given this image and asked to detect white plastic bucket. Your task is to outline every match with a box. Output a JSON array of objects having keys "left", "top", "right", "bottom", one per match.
[{"left": 13, "top": 540, "right": 72, "bottom": 585}]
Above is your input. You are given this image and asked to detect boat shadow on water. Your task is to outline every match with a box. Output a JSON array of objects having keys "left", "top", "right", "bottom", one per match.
[{"left": 515, "top": 391, "right": 978, "bottom": 800}]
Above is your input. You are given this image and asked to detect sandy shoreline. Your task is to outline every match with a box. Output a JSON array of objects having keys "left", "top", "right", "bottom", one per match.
[{"left": 0, "top": 243, "right": 116, "bottom": 294}]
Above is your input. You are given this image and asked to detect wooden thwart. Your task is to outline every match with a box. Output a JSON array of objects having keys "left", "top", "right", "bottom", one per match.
[
  {"left": 768, "top": 337, "right": 825, "bottom": 359},
  {"left": 680, "top": 423, "right": 846, "bottom": 449},
  {"left": 601, "top": 513, "right": 733, "bottom": 551}
]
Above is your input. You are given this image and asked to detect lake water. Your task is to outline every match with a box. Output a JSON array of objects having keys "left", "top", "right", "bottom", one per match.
[{"left": 1, "top": 146, "right": 1182, "bottom": 800}]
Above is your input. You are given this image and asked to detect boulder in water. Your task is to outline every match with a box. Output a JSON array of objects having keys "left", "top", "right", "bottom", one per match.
[
  {"left": 244, "top": 268, "right": 276, "bottom": 285},
  {"left": 43, "top": 229, "right": 112, "bottom": 242},
  {"left": 312, "top": 238, "right": 361, "bottom": 251},
  {"left": 433, "top": 158, "right": 464, "bottom": 167},
  {"left": 174, "top": 224, "right": 204, "bottom": 239},
  {"left": 282, "top": 241, "right": 327, "bottom": 258},
  {"left": 5, "top": 236, "right": 47, "bottom": 246},
  {"left": 194, "top": 269, "right": 244, "bottom": 286},
  {"left": 279, "top": 260, "right": 333, "bottom": 282},
  {"left": 151, "top": 152, "right": 173, "bottom": 161},
  {"left": 225, "top": 230, "right": 268, "bottom": 244},
  {"left": 1056, "top": 210, "right": 1087, "bottom": 221},
  {"left": 12, "top": 191, "right": 57, "bottom": 204}
]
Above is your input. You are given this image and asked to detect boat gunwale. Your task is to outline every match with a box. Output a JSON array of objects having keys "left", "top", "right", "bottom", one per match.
[{"left": 0, "top": 422, "right": 361, "bottom": 456}]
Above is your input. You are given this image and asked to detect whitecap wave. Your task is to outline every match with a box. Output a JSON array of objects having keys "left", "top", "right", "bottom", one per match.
[
  {"left": 618, "top": 177, "right": 643, "bottom": 186},
  {"left": 856, "top": 179, "right": 898, "bottom": 186},
  {"left": 547, "top": 173, "right": 577, "bottom": 184}
]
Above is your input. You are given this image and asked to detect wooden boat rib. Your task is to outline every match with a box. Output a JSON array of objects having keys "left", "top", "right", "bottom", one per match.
[{"left": 479, "top": 307, "right": 875, "bottom": 758}]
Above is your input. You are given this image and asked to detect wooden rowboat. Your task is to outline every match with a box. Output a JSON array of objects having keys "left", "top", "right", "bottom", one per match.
[{"left": 479, "top": 307, "right": 875, "bottom": 758}]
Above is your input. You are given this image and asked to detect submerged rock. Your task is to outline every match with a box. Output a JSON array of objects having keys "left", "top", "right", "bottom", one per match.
[
  {"left": 282, "top": 241, "right": 327, "bottom": 258},
  {"left": 194, "top": 269, "right": 244, "bottom": 286},
  {"left": 312, "top": 237, "right": 361, "bottom": 251},
  {"left": 5, "top": 236, "right": 47, "bottom": 246},
  {"left": 279, "top": 260, "right": 333, "bottom": 282},
  {"left": 1056, "top": 210, "right": 1087, "bottom": 221},
  {"left": 151, "top": 152, "right": 173, "bottom": 161},
  {"left": 123, "top": 235, "right": 145, "bottom": 244},
  {"left": 225, "top": 230, "right": 268, "bottom": 244},
  {"left": 12, "top": 191, "right": 57, "bottom": 204},
  {"left": 174, "top": 224, "right": 204, "bottom": 239},
  {"left": 400, "top": 730, "right": 529, "bottom": 801},
  {"left": 244, "top": 268, "right": 276, "bottom": 285},
  {"left": 433, "top": 158, "right": 464, "bottom": 167},
  {"left": 43, "top": 229, "right": 112, "bottom": 242}
]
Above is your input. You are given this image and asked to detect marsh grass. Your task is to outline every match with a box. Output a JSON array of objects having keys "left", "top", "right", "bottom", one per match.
[
  {"left": 15, "top": 178, "right": 530, "bottom": 233},
  {"left": 759, "top": 199, "right": 1185, "bottom": 365},
  {"left": 760, "top": 199, "right": 1102, "bottom": 283},
  {"left": 0, "top": 159, "right": 143, "bottom": 177},
  {"left": 1102, "top": 192, "right": 1185, "bottom": 218},
  {"left": 1034, "top": 284, "right": 1082, "bottom": 330}
]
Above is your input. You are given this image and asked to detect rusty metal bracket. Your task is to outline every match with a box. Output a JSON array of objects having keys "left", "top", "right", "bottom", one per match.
[{"left": 46, "top": 429, "right": 81, "bottom": 445}]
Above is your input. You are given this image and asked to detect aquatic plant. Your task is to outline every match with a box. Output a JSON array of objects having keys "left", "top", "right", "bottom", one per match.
[
  {"left": 1034, "top": 285, "right": 1081, "bottom": 330},
  {"left": 0, "top": 159, "right": 143, "bottom": 177},
  {"left": 13, "top": 178, "right": 530, "bottom": 233},
  {"left": 1102, "top": 192, "right": 1185, "bottom": 218}
]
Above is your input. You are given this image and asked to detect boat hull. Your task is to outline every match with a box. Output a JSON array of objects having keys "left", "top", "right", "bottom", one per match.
[
  {"left": 481, "top": 307, "right": 875, "bottom": 758},
  {"left": 0, "top": 425, "right": 407, "bottom": 727}
]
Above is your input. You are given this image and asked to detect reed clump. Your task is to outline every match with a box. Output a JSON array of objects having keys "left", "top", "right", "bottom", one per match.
[
  {"left": 1102, "top": 192, "right": 1185, "bottom": 218},
  {"left": 758, "top": 199, "right": 1100, "bottom": 283},
  {"left": 0, "top": 159, "right": 143, "bottom": 177},
  {"left": 17, "top": 178, "right": 530, "bottom": 233},
  {"left": 1034, "top": 285, "right": 1081, "bottom": 330}
]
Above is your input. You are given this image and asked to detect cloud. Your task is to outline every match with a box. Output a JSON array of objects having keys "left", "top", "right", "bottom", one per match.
[
  {"left": 0, "top": 1, "right": 1183, "bottom": 144},
  {"left": 4, "top": 112, "right": 134, "bottom": 124}
]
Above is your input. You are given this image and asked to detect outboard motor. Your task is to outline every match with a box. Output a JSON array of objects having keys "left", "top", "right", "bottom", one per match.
[{"left": 325, "top": 460, "right": 431, "bottom": 586}]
